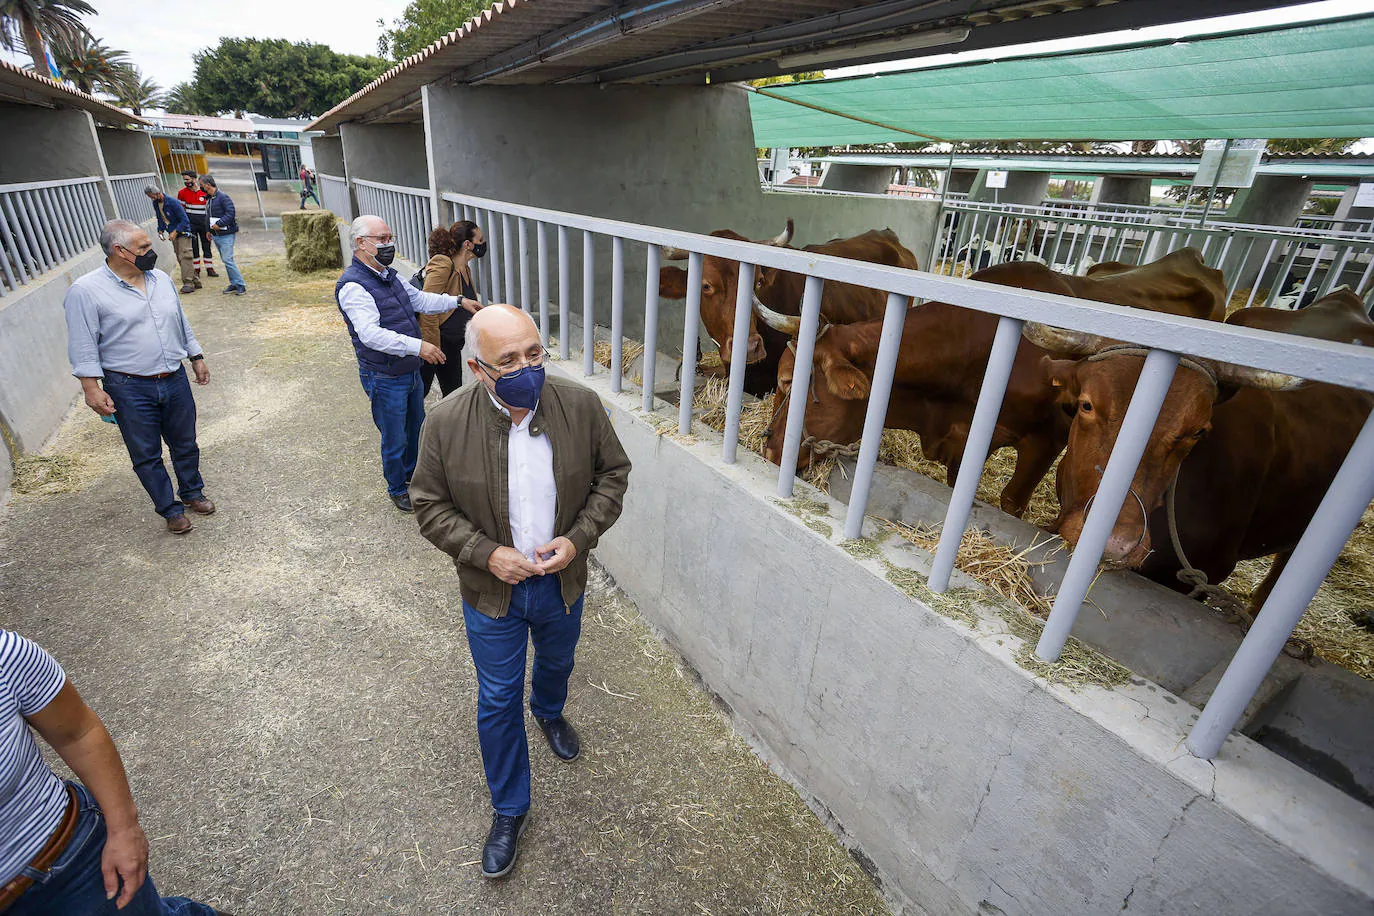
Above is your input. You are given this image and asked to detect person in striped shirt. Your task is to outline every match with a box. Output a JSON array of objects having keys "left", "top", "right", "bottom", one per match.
[
  {"left": 0, "top": 630, "right": 229, "bottom": 914},
  {"left": 175, "top": 171, "right": 218, "bottom": 281}
]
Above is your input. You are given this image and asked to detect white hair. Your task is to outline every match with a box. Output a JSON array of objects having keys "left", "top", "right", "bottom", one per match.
[
  {"left": 99, "top": 219, "right": 142, "bottom": 256},
  {"left": 349, "top": 215, "right": 386, "bottom": 251},
  {"left": 143, "top": 185, "right": 161, "bottom": 197}
]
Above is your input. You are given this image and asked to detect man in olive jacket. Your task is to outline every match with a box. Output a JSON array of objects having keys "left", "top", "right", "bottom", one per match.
[{"left": 411, "top": 304, "right": 630, "bottom": 880}]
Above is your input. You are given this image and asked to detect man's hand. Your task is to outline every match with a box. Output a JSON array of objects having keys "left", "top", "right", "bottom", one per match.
[
  {"left": 535, "top": 537, "right": 577, "bottom": 575},
  {"left": 419, "top": 342, "right": 447, "bottom": 365},
  {"left": 102, "top": 822, "right": 150, "bottom": 909},
  {"left": 157, "top": 231, "right": 167, "bottom": 241},
  {"left": 461, "top": 297, "right": 480, "bottom": 315},
  {"left": 84, "top": 385, "right": 116, "bottom": 417},
  {"left": 169, "top": 231, "right": 179, "bottom": 241},
  {"left": 487, "top": 546, "right": 542, "bottom": 585},
  {"left": 192, "top": 359, "right": 210, "bottom": 386}
]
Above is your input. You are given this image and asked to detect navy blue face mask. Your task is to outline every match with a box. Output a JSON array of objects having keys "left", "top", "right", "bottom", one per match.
[{"left": 489, "top": 364, "right": 545, "bottom": 411}]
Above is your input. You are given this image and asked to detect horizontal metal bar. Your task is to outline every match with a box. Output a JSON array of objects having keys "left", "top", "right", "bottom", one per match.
[
  {"left": 0, "top": 177, "right": 102, "bottom": 193},
  {"left": 107, "top": 172, "right": 158, "bottom": 182},
  {"left": 442, "top": 191, "right": 1374, "bottom": 394},
  {"left": 351, "top": 177, "right": 433, "bottom": 198}
]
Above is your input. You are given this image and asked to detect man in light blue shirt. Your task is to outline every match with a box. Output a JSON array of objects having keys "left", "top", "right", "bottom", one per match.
[{"left": 63, "top": 219, "right": 215, "bottom": 535}]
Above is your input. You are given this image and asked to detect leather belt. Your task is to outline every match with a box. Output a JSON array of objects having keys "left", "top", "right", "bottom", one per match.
[
  {"left": 0, "top": 785, "right": 80, "bottom": 912},
  {"left": 109, "top": 369, "right": 176, "bottom": 379}
]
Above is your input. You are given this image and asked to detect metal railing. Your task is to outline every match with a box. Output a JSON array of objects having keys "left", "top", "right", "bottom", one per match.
[
  {"left": 1296, "top": 213, "right": 1374, "bottom": 235},
  {"left": 0, "top": 176, "right": 107, "bottom": 297},
  {"left": 109, "top": 172, "right": 158, "bottom": 223},
  {"left": 934, "top": 199, "right": 1374, "bottom": 308},
  {"left": 763, "top": 183, "right": 960, "bottom": 203},
  {"left": 351, "top": 178, "right": 432, "bottom": 265},
  {"left": 440, "top": 188, "right": 1374, "bottom": 762},
  {"left": 317, "top": 172, "right": 352, "bottom": 221}
]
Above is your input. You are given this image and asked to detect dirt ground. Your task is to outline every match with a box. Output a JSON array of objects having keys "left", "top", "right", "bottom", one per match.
[{"left": 0, "top": 230, "right": 890, "bottom": 916}]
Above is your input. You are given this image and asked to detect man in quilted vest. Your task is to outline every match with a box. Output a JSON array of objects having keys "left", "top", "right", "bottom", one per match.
[{"left": 336, "top": 215, "right": 462, "bottom": 511}]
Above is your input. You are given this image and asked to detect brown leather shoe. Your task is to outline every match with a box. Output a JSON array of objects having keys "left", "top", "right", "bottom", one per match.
[
  {"left": 167, "top": 515, "right": 193, "bottom": 535},
  {"left": 186, "top": 497, "right": 216, "bottom": 515}
]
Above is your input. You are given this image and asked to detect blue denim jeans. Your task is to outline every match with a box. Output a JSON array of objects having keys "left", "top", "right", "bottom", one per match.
[
  {"left": 103, "top": 367, "right": 204, "bottom": 518},
  {"left": 463, "top": 575, "right": 584, "bottom": 816},
  {"left": 10, "top": 782, "right": 218, "bottom": 916},
  {"left": 358, "top": 367, "right": 424, "bottom": 497},
  {"left": 210, "top": 233, "right": 245, "bottom": 289}
]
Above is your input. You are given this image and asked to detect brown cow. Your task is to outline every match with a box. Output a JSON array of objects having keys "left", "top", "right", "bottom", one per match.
[
  {"left": 757, "top": 250, "right": 1226, "bottom": 518},
  {"left": 1024, "top": 286, "right": 1373, "bottom": 610},
  {"left": 658, "top": 220, "right": 919, "bottom": 398}
]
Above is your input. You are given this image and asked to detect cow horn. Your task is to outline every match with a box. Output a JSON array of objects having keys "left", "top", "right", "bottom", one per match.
[
  {"left": 1021, "top": 322, "right": 1112, "bottom": 358},
  {"left": 661, "top": 245, "right": 689, "bottom": 261},
  {"left": 1207, "top": 360, "right": 1306, "bottom": 391},
  {"left": 752, "top": 296, "right": 801, "bottom": 335},
  {"left": 763, "top": 218, "right": 795, "bottom": 247}
]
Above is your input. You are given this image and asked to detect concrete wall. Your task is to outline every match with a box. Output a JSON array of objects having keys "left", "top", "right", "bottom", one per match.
[
  {"left": 97, "top": 128, "right": 157, "bottom": 177},
  {"left": 311, "top": 135, "right": 346, "bottom": 177},
  {"left": 0, "top": 232, "right": 177, "bottom": 501},
  {"left": 970, "top": 168, "right": 1049, "bottom": 205},
  {"left": 337, "top": 122, "right": 428, "bottom": 189},
  {"left": 822, "top": 163, "right": 894, "bottom": 194},
  {"left": 1092, "top": 175, "right": 1152, "bottom": 207},
  {"left": 558, "top": 363, "right": 1374, "bottom": 916},
  {"left": 0, "top": 103, "right": 116, "bottom": 219}
]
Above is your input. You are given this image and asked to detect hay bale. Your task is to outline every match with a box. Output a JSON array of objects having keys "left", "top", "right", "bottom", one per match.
[{"left": 281, "top": 210, "right": 343, "bottom": 273}]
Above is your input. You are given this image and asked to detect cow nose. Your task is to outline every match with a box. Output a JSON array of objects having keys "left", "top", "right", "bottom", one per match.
[
  {"left": 718, "top": 341, "right": 734, "bottom": 364},
  {"left": 1103, "top": 528, "right": 1150, "bottom": 566}
]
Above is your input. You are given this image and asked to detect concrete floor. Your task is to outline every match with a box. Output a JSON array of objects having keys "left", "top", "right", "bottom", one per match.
[{"left": 0, "top": 230, "right": 890, "bottom": 915}]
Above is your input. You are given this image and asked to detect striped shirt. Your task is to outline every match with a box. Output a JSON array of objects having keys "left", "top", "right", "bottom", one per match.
[
  {"left": 177, "top": 186, "right": 208, "bottom": 220},
  {"left": 0, "top": 631, "right": 68, "bottom": 886}
]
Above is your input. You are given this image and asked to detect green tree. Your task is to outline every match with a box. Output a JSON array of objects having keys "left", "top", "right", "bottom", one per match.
[
  {"left": 0, "top": 0, "right": 94, "bottom": 73},
  {"left": 113, "top": 69, "right": 162, "bottom": 115},
  {"left": 191, "top": 37, "right": 387, "bottom": 118},
  {"left": 377, "top": 0, "right": 489, "bottom": 61},
  {"left": 46, "top": 30, "right": 132, "bottom": 94},
  {"left": 164, "top": 80, "right": 208, "bottom": 115}
]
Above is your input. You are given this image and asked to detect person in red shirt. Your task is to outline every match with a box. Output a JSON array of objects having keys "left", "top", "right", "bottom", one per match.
[
  {"left": 176, "top": 170, "right": 218, "bottom": 280},
  {"left": 299, "top": 166, "right": 321, "bottom": 209}
]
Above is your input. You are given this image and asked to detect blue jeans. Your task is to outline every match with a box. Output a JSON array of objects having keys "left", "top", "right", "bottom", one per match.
[
  {"left": 358, "top": 367, "right": 424, "bottom": 497},
  {"left": 211, "top": 233, "right": 245, "bottom": 289},
  {"left": 103, "top": 367, "right": 204, "bottom": 518},
  {"left": 10, "top": 782, "right": 218, "bottom": 916},
  {"left": 463, "top": 575, "right": 584, "bottom": 816}
]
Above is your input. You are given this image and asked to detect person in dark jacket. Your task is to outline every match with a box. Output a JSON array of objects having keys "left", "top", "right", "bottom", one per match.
[
  {"left": 199, "top": 175, "right": 245, "bottom": 295},
  {"left": 145, "top": 186, "right": 197, "bottom": 293},
  {"left": 336, "top": 215, "right": 461, "bottom": 512},
  {"left": 177, "top": 170, "right": 217, "bottom": 280}
]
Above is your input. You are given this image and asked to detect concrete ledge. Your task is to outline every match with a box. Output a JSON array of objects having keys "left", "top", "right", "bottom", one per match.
[{"left": 553, "top": 361, "right": 1374, "bottom": 915}]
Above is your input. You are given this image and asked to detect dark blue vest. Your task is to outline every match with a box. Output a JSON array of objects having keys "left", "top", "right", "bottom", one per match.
[{"left": 335, "top": 257, "right": 423, "bottom": 376}]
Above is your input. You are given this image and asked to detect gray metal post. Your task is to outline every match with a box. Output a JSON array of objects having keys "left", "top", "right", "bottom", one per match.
[
  {"left": 558, "top": 225, "right": 570, "bottom": 358},
  {"left": 583, "top": 231, "right": 595, "bottom": 376},
  {"left": 1036, "top": 348, "right": 1180, "bottom": 661},
  {"left": 1188, "top": 411, "right": 1374, "bottom": 759},
  {"left": 1197, "top": 139, "right": 1231, "bottom": 230},
  {"left": 487, "top": 209, "right": 502, "bottom": 302},
  {"left": 537, "top": 221, "right": 550, "bottom": 348},
  {"left": 721, "top": 261, "right": 756, "bottom": 463},
  {"left": 842, "top": 292, "right": 910, "bottom": 538},
  {"left": 677, "top": 252, "right": 704, "bottom": 435},
  {"left": 503, "top": 212, "right": 516, "bottom": 307},
  {"left": 610, "top": 235, "right": 625, "bottom": 393},
  {"left": 642, "top": 244, "right": 661, "bottom": 412},
  {"left": 775, "top": 276, "right": 826, "bottom": 498},
  {"left": 518, "top": 217, "right": 530, "bottom": 313},
  {"left": 926, "top": 145, "right": 957, "bottom": 272},
  {"left": 928, "top": 316, "right": 1024, "bottom": 589}
]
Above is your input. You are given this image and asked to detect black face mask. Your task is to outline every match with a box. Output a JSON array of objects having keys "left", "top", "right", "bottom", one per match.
[
  {"left": 373, "top": 242, "right": 396, "bottom": 266},
  {"left": 127, "top": 248, "right": 157, "bottom": 271},
  {"left": 472, "top": 241, "right": 488, "bottom": 259}
]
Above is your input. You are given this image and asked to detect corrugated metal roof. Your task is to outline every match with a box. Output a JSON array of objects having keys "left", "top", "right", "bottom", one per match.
[{"left": 0, "top": 58, "right": 148, "bottom": 128}]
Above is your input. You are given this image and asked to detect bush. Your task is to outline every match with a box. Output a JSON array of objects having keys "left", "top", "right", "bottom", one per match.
[{"left": 281, "top": 210, "right": 343, "bottom": 272}]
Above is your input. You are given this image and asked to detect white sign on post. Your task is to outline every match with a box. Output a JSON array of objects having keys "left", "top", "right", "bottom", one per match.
[
  {"left": 1192, "top": 139, "right": 1266, "bottom": 188},
  {"left": 1354, "top": 182, "right": 1374, "bottom": 208},
  {"left": 986, "top": 169, "right": 1009, "bottom": 189}
]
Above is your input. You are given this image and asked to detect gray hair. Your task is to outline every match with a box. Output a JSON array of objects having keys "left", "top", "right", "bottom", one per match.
[
  {"left": 143, "top": 185, "right": 162, "bottom": 197},
  {"left": 199, "top": 174, "right": 215, "bottom": 188},
  {"left": 349, "top": 215, "right": 386, "bottom": 251},
  {"left": 99, "top": 219, "right": 142, "bottom": 256}
]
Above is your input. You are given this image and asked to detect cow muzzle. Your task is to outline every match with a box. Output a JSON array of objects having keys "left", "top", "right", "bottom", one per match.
[{"left": 719, "top": 332, "right": 767, "bottom": 365}]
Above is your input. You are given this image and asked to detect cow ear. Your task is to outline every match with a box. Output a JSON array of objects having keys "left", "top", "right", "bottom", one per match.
[
  {"left": 1042, "top": 357, "right": 1079, "bottom": 396},
  {"left": 658, "top": 266, "right": 687, "bottom": 300},
  {"left": 820, "top": 351, "right": 871, "bottom": 400}
]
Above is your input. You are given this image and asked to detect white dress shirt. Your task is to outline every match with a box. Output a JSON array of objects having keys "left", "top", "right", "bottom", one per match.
[
  {"left": 338, "top": 262, "right": 458, "bottom": 357},
  {"left": 490, "top": 393, "right": 556, "bottom": 562}
]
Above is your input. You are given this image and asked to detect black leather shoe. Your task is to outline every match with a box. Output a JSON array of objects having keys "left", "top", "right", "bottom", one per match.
[
  {"left": 536, "top": 715, "right": 580, "bottom": 761},
  {"left": 391, "top": 493, "right": 413, "bottom": 512},
  {"left": 481, "top": 811, "right": 529, "bottom": 878}
]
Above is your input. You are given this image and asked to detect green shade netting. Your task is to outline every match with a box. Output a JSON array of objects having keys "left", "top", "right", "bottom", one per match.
[{"left": 749, "top": 16, "right": 1374, "bottom": 146}]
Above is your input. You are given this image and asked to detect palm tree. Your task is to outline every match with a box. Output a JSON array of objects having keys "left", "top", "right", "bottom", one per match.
[
  {"left": 0, "top": 0, "right": 94, "bottom": 73},
  {"left": 165, "top": 81, "right": 205, "bottom": 115},
  {"left": 45, "top": 30, "right": 132, "bottom": 95},
  {"left": 114, "top": 70, "right": 162, "bottom": 115}
]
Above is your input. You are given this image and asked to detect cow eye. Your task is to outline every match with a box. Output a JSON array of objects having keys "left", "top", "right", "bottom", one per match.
[
  {"left": 702, "top": 282, "right": 714, "bottom": 295},
  {"left": 1078, "top": 400, "right": 1094, "bottom": 414}
]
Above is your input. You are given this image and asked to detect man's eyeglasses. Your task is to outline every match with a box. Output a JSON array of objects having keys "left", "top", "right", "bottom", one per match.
[
  {"left": 477, "top": 347, "right": 550, "bottom": 380},
  {"left": 361, "top": 234, "right": 394, "bottom": 245}
]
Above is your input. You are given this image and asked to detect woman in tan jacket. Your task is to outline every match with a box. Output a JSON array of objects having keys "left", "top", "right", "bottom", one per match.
[{"left": 419, "top": 221, "right": 485, "bottom": 396}]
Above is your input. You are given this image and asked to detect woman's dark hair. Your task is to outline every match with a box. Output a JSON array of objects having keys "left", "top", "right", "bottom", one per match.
[
  {"left": 450, "top": 220, "right": 479, "bottom": 249},
  {"left": 428, "top": 226, "right": 458, "bottom": 258}
]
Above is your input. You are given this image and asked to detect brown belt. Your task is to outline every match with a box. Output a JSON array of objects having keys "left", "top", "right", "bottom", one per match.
[
  {"left": 108, "top": 369, "right": 176, "bottom": 379},
  {"left": 0, "top": 785, "right": 80, "bottom": 912}
]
